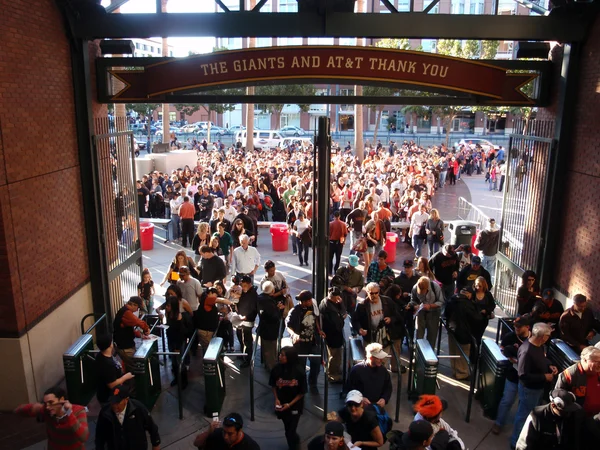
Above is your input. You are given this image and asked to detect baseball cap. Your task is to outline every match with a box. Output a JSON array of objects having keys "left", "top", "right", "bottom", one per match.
[
  {"left": 403, "top": 259, "right": 414, "bottom": 268},
  {"left": 348, "top": 255, "right": 359, "bottom": 267},
  {"left": 109, "top": 384, "right": 130, "bottom": 404},
  {"left": 514, "top": 315, "right": 532, "bottom": 328},
  {"left": 413, "top": 395, "right": 448, "bottom": 419},
  {"left": 550, "top": 389, "right": 581, "bottom": 413},
  {"left": 402, "top": 420, "right": 434, "bottom": 448},
  {"left": 471, "top": 255, "right": 482, "bottom": 265},
  {"left": 345, "top": 390, "right": 364, "bottom": 404},
  {"left": 296, "top": 290, "right": 313, "bottom": 302},
  {"left": 542, "top": 288, "right": 554, "bottom": 299},
  {"left": 366, "top": 343, "right": 389, "bottom": 360},
  {"left": 324, "top": 421, "right": 345, "bottom": 437}
]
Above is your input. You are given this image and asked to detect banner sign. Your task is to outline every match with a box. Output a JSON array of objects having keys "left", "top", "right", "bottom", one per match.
[{"left": 110, "top": 46, "right": 536, "bottom": 104}]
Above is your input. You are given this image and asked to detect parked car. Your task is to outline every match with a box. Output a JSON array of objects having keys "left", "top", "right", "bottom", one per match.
[
  {"left": 194, "top": 121, "right": 214, "bottom": 130},
  {"left": 455, "top": 138, "right": 499, "bottom": 152},
  {"left": 180, "top": 124, "right": 199, "bottom": 133},
  {"left": 156, "top": 126, "right": 180, "bottom": 137},
  {"left": 279, "top": 125, "right": 306, "bottom": 137},
  {"left": 196, "top": 126, "right": 227, "bottom": 137},
  {"left": 227, "top": 125, "right": 246, "bottom": 135},
  {"left": 279, "top": 138, "right": 313, "bottom": 151}
]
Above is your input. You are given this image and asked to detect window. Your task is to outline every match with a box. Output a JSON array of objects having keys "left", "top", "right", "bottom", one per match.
[
  {"left": 149, "top": 46, "right": 154, "bottom": 53},
  {"left": 398, "top": 0, "right": 410, "bottom": 12},
  {"left": 278, "top": 37, "right": 302, "bottom": 46},
  {"left": 135, "top": 43, "right": 140, "bottom": 49},
  {"left": 256, "top": 37, "right": 272, "bottom": 48},
  {"left": 423, "top": 0, "right": 439, "bottom": 13},
  {"left": 279, "top": 0, "right": 297, "bottom": 12},
  {"left": 451, "top": 0, "right": 465, "bottom": 14},
  {"left": 339, "top": 38, "right": 357, "bottom": 46},
  {"left": 421, "top": 39, "right": 437, "bottom": 53},
  {"left": 308, "top": 38, "right": 334, "bottom": 45},
  {"left": 469, "top": 0, "right": 484, "bottom": 14},
  {"left": 339, "top": 88, "right": 354, "bottom": 96}
]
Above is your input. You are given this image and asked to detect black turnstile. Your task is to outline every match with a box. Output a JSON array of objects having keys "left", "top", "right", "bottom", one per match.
[
  {"left": 479, "top": 339, "right": 511, "bottom": 420},
  {"left": 63, "top": 334, "right": 97, "bottom": 405},
  {"left": 132, "top": 338, "right": 161, "bottom": 410},
  {"left": 412, "top": 339, "right": 438, "bottom": 397},
  {"left": 204, "top": 337, "right": 226, "bottom": 417},
  {"left": 548, "top": 338, "right": 580, "bottom": 372}
]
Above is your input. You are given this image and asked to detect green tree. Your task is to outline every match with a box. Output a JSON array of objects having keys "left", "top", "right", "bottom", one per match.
[
  {"left": 127, "top": 103, "right": 160, "bottom": 143},
  {"left": 481, "top": 41, "right": 499, "bottom": 59},
  {"left": 254, "top": 84, "right": 317, "bottom": 127},
  {"left": 401, "top": 105, "right": 430, "bottom": 132}
]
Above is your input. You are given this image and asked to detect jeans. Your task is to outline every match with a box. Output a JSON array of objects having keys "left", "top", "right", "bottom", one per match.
[
  {"left": 495, "top": 379, "right": 518, "bottom": 428},
  {"left": 326, "top": 345, "right": 343, "bottom": 381},
  {"left": 489, "top": 179, "right": 497, "bottom": 191},
  {"left": 412, "top": 235, "right": 425, "bottom": 258},
  {"left": 171, "top": 214, "right": 181, "bottom": 240},
  {"left": 510, "top": 384, "right": 543, "bottom": 447},
  {"left": 349, "top": 229, "right": 363, "bottom": 254},
  {"left": 291, "top": 234, "right": 298, "bottom": 254},
  {"left": 427, "top": 240, "right": 440, "bottom": 256},
  {"left": 481, "top": 255, "right": 497, "bottom": 280},
  {"left": 439, "top": 170, "right": 447, "bottom": 188}
]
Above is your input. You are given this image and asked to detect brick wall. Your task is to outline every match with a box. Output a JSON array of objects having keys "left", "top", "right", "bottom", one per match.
[
  {"left": 547, "top": 16, "right": 600, "bottom": 311},
  {"left": 0, "top": 0, "right": 90, "bottom": 337}
]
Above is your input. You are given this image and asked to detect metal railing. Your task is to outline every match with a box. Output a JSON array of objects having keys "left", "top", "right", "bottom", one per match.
[
  {"left": 457, "top": 196, "right": 490, "bottom": 231},
  {"left": 436, "top": 318, "right": 479, "bottom": 423},
  {"left": 389, "top": 341, "right": 403, "bottom": 423},
  {"left": 495, "top": 317, "right": 515, "bottom": 344},
  {"left": 80, "top": 313, "right": 107, "bottom": 335}
]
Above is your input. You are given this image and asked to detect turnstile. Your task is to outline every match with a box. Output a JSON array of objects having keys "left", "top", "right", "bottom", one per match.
[
  {"left": 412, "top": 339, "right": 438, "bottom": 397},
  {"left": 349, "top": 337, "right": 366, "bottom": 365},
  {"left": 132, "top": 338, "right": 161, "bottom": 410},
  {"left": 204, "top": 337, "right": 226, "bottom": 417},
  {"left": 548, "top": 339, "right": 580, "bottom": 372},
  {"left": 479, "top": 339, "right": 511, "bottom": 420},
  {"left": 63, "top": 334, "right": 97, "bottom": 405}
]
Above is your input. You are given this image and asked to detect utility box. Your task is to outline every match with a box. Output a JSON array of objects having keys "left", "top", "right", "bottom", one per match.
[
  {"left": 63, "top": 334, "right": 97, "bottom": 406},
  {"left": 412, "top": 339, "right": 438, "bottom": 398},
  {"left": 479, "top": 339, "right": 511, "bottom": 420},
  {"left": 132, "top": 338, "right": 161, "bottom": 410},
  {"left": 548, "top": 339, "right": 580, "bottom": 372},
  {"left": 447, "top": 221, "right": 478, "bottom": 247},
  {"left": 203, "top": 337, "right": 226, "bottom": 417}
]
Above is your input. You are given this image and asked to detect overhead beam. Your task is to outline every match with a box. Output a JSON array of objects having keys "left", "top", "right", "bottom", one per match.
[
  {"left": 73, "top": 12, "right": 590, "bottom": 41},
  {"left": 380, "top": 0, "right": 399, "bottom": 13},
  {"left": 252, "top": 0, "right": 269, "bottom": 12},
  {"left": 215, "top": 0, "right": 230, "bottom": 12}
]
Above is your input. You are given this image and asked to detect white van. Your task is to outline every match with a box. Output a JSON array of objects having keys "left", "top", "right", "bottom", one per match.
[{"left": 235, "top": 130, "right": 283, "bottom": 150}]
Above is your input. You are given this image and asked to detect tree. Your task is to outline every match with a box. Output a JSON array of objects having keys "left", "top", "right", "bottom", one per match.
[
  {"left": 401, "top": 105, "right": 430, "bottom": 132},
  {"left": 254, "top": 84, "right": 316, "bottom": 127},
  {"left": 126, "top": 103, "right": 160, "bottom": 144},
  {"left": 481, "top": 41, "right": 499, "bottom": 59}
]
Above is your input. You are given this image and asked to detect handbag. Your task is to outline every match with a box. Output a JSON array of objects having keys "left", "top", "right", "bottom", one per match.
[
  {"left": 352, "top": 237, "right": 368, "bottom": 253},
  {"left": 418, "top": 222, "right": 427, "bottom": 239}
]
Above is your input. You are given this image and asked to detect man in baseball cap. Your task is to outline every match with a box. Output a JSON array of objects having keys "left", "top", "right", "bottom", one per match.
[
  {"left": 401, "top": 420, "right": 437, "bottom": 449},
  {"left": 393, "top": 259, "right": 420, "bottom": 301},
  {"left": 307, "top": 421, "right": 346, "bottom": 450},
  {"left": 515, "top": 388, "right": 582, "bottom": 449},
  {"left": 533, "top": 288, "right": 564, "bottom": 337}
]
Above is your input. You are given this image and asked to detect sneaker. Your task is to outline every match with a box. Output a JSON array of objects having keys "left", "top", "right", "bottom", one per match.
[{"left": 293, "top": 252, "right": 297, "bottom": 256}]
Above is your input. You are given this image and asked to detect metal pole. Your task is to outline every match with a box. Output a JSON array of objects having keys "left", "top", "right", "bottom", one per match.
[
  {"left": 323, "top": 339, "right": 328, "bottom": 422},
  {"left": 315, "top": 116, "right": 331, "bottom": 305}
]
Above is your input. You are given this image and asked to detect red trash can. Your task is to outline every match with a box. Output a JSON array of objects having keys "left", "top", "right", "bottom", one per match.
[
  {"left": 384, "top": 232, "right": 398, "bottom": 263},
  {"left": 270, "top": 223, "right": 289, "bottom": 252},
  {"left": 139, "top": 221, "right": 154, "bottom": 251}
]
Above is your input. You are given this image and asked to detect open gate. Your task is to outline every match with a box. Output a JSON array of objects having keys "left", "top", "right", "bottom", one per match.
[
  {"left": 494, "top": 119, "right": 555, "bottom": 315},
  {"left": 93, "top": 116, "right": 142, "bottom": 318}
]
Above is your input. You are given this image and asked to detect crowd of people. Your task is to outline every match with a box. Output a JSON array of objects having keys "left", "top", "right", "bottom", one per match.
[{"left": 14, "top": 139, "right": 599, "bottom": 450}]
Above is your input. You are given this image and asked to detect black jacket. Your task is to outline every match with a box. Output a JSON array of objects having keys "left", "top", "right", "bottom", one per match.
[
  {"left": 258, "top": 293, "right": 282, "bottom": 341},
  {"left": 352, "top": 295, "right": 402, "bottom": 343},
  {"left": 237, "top": 286, "right": 258, "bottom": 323},
  {"left": 445, "top": 293, "right": 486, "bottom": 345},
  {"left": 456, "top": 264, "right": 492, "bottom": 291},
  {"left": 95, "top": 399, "right": 160, "bottom": 450},
  {"left": 515, "top": 404, "right": 582, "bottom": 450},
  {"left": 319, "top": 298, "right": 347, "bottom": 348}
]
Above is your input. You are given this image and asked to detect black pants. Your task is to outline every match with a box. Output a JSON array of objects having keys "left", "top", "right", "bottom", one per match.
[
  {"left": 499, "top": 175, "right": 506, "bottom": 192},
  {"left": 167, "top": 336, "right": 188, "bottom": 385},
  {"left": 294, "top": 341, "right": 320, "bottom": 385},
  {"left": 236, "top": 325, "right": 253, "bottom": 362},
  {"left": 329, "top": 240, "right": 344, "bottom": 274},
  {"left": 296, "top": 237, "right": 309, "bottom": 265},
  {"left": 280, "top": 411, "right": 301, "bottom": 450},
  {"left": 217, "top": 319, "right": 234, "bottom": 348},
  {"left": 181, "top": 219, "right": 195, "bottom": 247},
  {"left": 448, "top": 170, "right": 456, "bottom": 185}
]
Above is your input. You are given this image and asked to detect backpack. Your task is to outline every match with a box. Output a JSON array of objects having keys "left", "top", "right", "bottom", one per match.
[{"left": 372, "top": 404, "right": 392, "bottom": 441}]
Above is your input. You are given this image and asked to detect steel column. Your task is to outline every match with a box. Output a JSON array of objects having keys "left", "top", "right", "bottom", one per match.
[
  {"left": 539, "top": 43, "right": 582, "bottom": 289},
  {"left": 67, "top": 39, "right": 112, "bottom": 333},
  {"left": 313, "top": 117, "right": 331, "bottom": 305}
]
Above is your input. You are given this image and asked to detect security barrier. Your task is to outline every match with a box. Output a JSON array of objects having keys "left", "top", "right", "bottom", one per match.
[
  {"left": 132, "top": 338, "right": 162, "bottom": 410},
  {"left": 63, "top": 334, "right": 97, "bottom": 406},
  {"left": 548, "top": 338, "right": 580, "bottom": 372},
  {"left": 479, "top": 339, "right": 511, "bottom": 420}
]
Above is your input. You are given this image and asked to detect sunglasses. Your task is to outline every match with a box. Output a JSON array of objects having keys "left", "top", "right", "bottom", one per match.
[
  {"left": 346, "top": 401, "right": 361, "bottom": 408},
  {"left": 223, "top": 417, "right": 238, "bottom": 426},
  {"left": 370, "top": 291, "right": 380, "bottom": 296}
]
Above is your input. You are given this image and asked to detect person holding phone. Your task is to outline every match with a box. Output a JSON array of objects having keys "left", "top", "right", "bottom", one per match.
[
  {"left": 194, "top": 412, "right": 260, "bottom": 449},
  {"left": 270, "top": 346, "right": 307, "bottom": 450},
  {"left": 14, "top": 386, "right": 89, "bottom": 449}
]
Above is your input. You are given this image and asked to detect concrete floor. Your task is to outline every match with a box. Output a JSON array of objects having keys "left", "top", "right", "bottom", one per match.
[{"left": 15, "top": 174, "right": 518, "bottom": 450}]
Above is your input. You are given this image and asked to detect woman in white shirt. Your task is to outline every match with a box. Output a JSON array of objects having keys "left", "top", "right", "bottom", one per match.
[{"left": 293, "top": 212, "right": 311, "bottom": 267}]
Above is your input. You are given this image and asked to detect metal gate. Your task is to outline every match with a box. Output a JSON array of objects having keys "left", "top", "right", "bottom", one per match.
[
  {"left": 494, "top": 119, "right": 555, "bottom": 315},
  {"left": 93, "top": 116, "right": 142, "bottom": 318}
]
